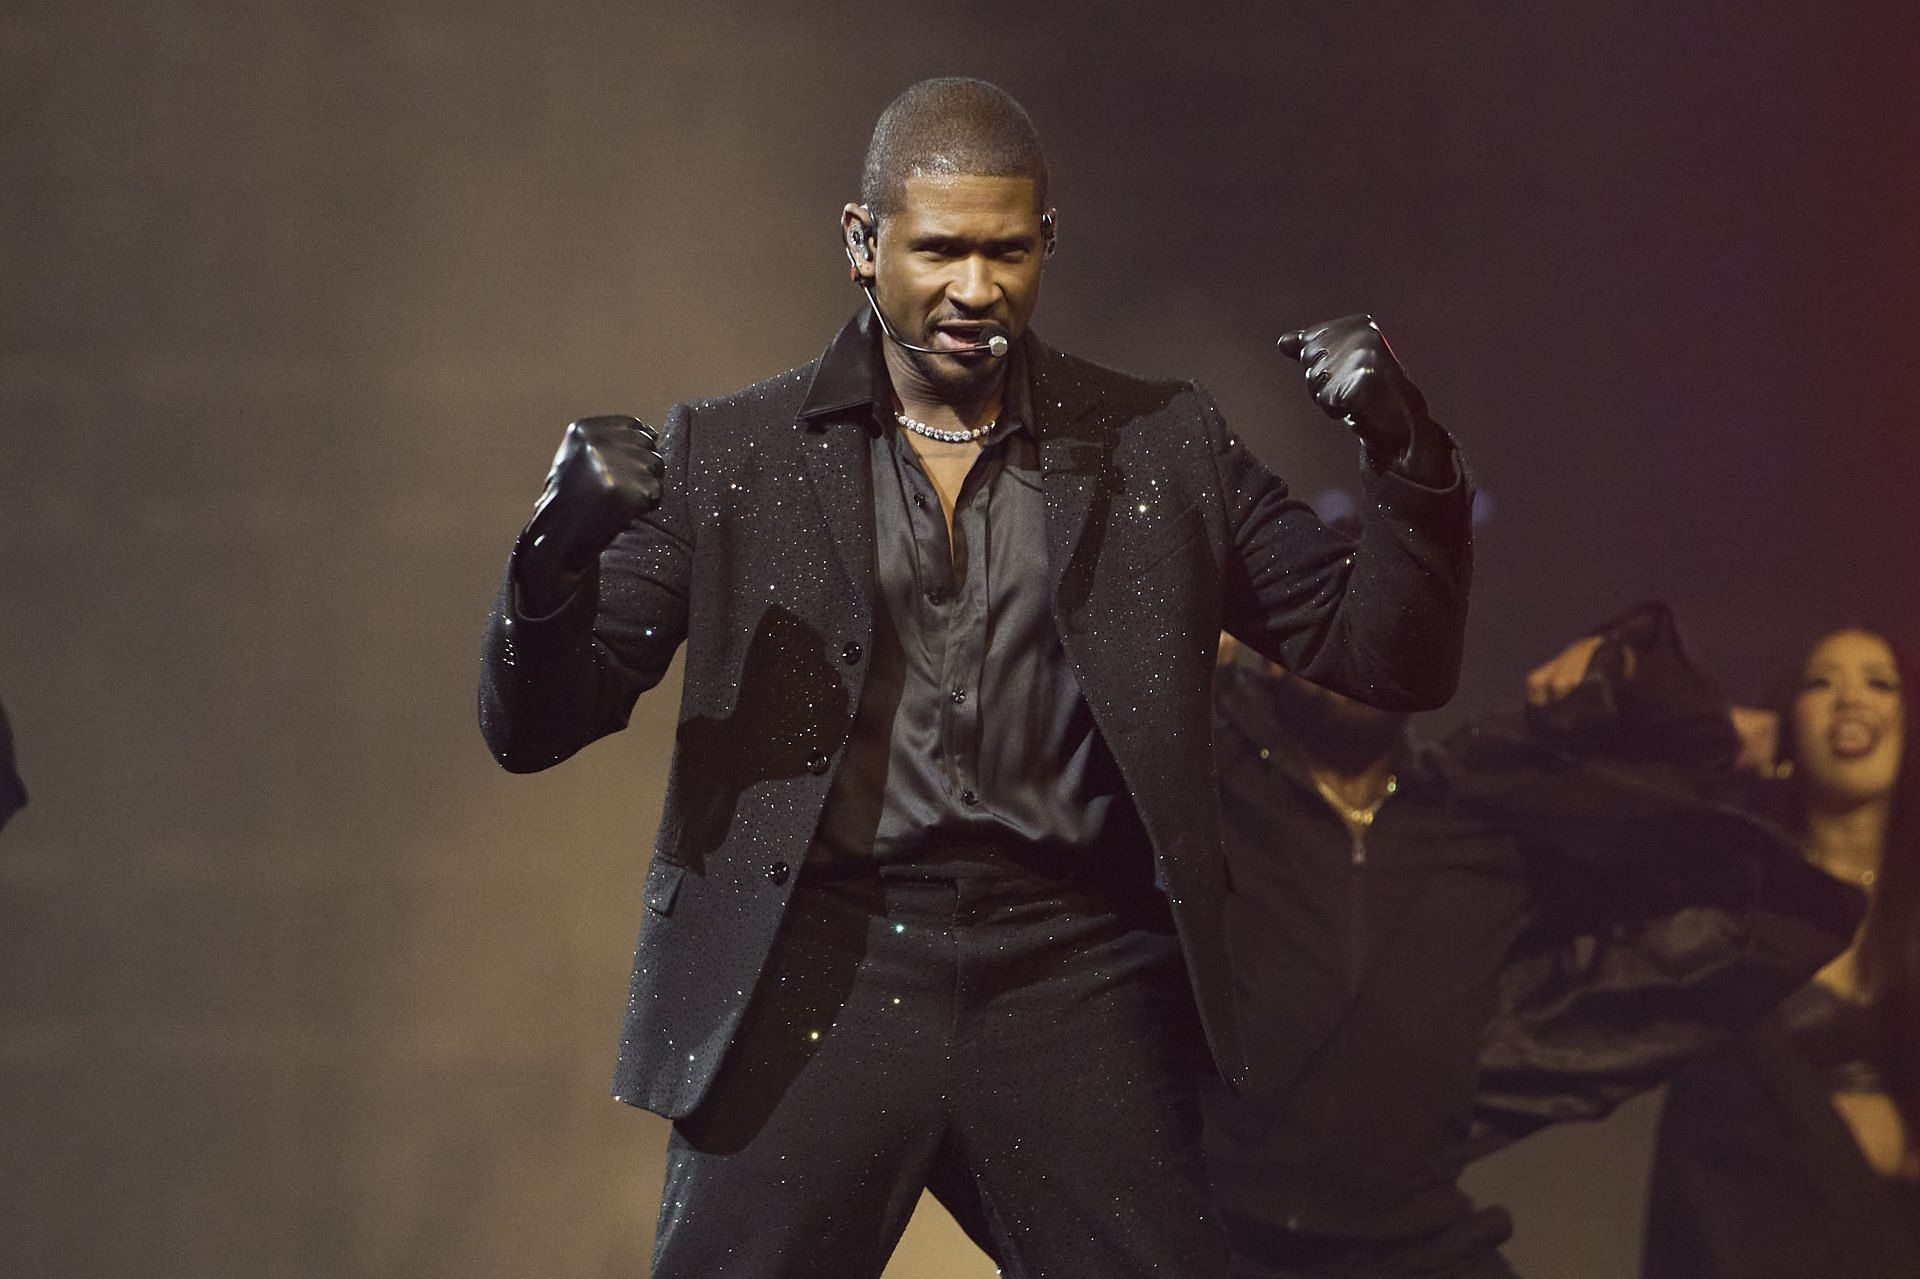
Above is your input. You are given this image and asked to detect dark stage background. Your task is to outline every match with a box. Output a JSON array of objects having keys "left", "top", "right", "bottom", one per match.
[{"left": 3, "top": 2, "right": 1915, "bottom": 1276}]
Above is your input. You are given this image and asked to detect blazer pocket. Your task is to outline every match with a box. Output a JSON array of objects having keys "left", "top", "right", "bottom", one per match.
[
  {"left": 1127, "top": 503, "right": 1205, "bottom": 577},
  {"left": 642, "top": 859, "right": 685, "bottom": 917}
]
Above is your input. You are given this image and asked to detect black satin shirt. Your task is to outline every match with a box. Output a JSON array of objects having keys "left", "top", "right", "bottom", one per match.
[{"left": 811, "top": 342, "right": 1151, "bottom": 879}]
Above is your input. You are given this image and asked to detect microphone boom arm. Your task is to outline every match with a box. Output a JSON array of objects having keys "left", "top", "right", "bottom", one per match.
[{"left": 863, "top": 289, "right": 1009, "bottom": 358}]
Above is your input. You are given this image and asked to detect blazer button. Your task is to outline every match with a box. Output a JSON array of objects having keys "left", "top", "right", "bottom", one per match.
[
  {"left": 767, "top": 861, "right": 790, "bottom": 885},
  {"left": 842, "top": 641, "right": 862, "bottom": 665},
  {"left": 806, "top": 751, "right": 831, "bottom": 776}
]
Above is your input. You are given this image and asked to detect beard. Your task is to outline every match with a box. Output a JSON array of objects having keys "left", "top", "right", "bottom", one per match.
[
  {"left": 901, "top": 342, "right": 1002, "bottom": 402},
  {"left": 868, "top": 283, "right": 1018, "bottom": 409}
]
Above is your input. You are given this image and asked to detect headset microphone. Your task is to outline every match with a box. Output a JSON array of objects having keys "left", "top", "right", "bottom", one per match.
[{"left": 861, "top": 285, "right": 1011, "bottom": 359}]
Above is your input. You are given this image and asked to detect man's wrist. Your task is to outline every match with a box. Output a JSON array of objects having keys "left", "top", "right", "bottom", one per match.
[
  {"left": 510, "top": 546, "right": 592, "bottom": 621},
  {"left": 1372, "top": 412, "right": 1456, "bottom": 488}
]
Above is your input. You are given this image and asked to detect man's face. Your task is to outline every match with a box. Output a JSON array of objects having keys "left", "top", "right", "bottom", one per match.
[{"left": 868, "top": 173, "right": 1048, "bottom": 398}]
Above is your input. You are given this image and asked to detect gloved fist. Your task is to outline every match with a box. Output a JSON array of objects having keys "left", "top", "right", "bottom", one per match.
[
  {"left": 515, "top": 415, "right": 663, "bottom": 612},
  {"left": 1277, "top": 315, "right": 1433, "bottom": 465}
]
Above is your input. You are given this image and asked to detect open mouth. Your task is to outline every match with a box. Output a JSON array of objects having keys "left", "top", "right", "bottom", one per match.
[
  {"left": 1829, "top": 718, "right": 1881, "bottom": 760},
  {"left": 928, "top": 322, "right": 1003, "bottom": 352}
]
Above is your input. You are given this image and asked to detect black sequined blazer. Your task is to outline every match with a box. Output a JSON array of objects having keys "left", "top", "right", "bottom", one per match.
[{"left": 477, "top": 309, "right": 1475, "bottom": 1119}]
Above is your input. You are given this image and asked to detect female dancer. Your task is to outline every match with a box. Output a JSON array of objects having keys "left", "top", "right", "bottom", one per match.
[{"left": 1640, "top": 626, "right": 1920, "bottom": 1277}]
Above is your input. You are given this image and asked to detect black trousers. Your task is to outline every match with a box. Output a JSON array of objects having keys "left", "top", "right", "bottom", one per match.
[{"left": 650, "top": 870, "right": 1227, "bottom": 1278}]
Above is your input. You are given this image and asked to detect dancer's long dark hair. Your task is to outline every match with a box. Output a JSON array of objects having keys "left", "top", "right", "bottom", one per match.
[{"left": 1771, "top": 627, "right": 1920, "bottom": 1144}]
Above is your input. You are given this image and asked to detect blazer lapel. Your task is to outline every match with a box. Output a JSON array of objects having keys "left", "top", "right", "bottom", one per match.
[
  {"left": 795, "top": 313, "right": 883, "bottom": 602},
  {"left": 1029, "top": 340, "right": 1108, "bottom": 609},
  {"left": 798, "top": 417, "right": 875, "bottom": 603}
]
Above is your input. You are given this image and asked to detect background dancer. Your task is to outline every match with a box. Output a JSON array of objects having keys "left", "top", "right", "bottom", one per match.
[
  {"left": 1198, "top": 605, "right": 1860, "bottom": 1277},
  {"left": 1641, "top": 625, "right": 1920, "bottom": 1278}
]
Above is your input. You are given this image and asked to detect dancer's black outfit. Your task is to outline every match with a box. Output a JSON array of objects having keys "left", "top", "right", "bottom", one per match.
[
  {"left": 1203, "top": 605, "right": 1862, "bottom": 1278},
  {"left": 1641, "top": 732, "right": 1920, "bottom": 1279},
  {"left": 1642, "top": 987, "right": 1920, "bottom": 1279},
  {"left": 479, "top": 310, "right": 1474, "bottom": 1277}
]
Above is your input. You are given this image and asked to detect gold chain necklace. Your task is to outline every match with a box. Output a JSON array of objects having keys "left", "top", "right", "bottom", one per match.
[{"left": 1311, "top": 774, "right": 1398, "bottom": 828}]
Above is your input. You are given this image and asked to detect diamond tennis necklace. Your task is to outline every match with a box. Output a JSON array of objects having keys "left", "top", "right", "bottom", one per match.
[{"left": 895, "top": 413, "right": 997, "bottom": 445}]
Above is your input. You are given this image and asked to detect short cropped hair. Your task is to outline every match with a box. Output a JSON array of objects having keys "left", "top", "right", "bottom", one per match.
[{"left": 860, "top": 78, "right": 1049, "bottom": 223}]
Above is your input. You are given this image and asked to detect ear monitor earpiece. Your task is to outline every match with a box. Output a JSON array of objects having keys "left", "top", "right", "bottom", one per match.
[
  {"left": 844, "top": 224, "right": 872, "bottom": 283},
  {"left": 1041, "top": 211, "right": 1058, "bottom": 258}
]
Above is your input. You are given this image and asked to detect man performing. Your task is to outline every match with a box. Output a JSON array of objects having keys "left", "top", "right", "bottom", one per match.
[
  {"left": 1202, "top": 607, "right": 1862, "bottom": 1277},
  {"left": 478, "top": 78, "right": 1473, "bottom": 1277}
]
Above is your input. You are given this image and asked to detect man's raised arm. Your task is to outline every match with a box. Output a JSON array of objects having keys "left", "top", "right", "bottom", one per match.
[
  {"left": 1220, "top": 314, "right": 1473, "bottom": 710},
  {"left": 478, "top": 410, "right": 690, "bottom": 772}
]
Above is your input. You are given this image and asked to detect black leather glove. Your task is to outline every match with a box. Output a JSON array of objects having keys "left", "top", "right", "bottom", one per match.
[
  {"left": 1277, "top": 315, "right": 1452, "bottom": 486},
  {"left": 513, "top": 415, "right": 664, "bottom": 616}
]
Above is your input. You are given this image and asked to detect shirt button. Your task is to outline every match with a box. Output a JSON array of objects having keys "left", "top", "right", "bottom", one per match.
[
  {"left": 949, "top": 688, "right": 967, "bottom": 704},
  {"left": 911, "top": 492, "right": 929, "bottom": 509},
  {"left": 842, "top": 641, "right": 862, "bottom": 665},
  {"left": 805, "top": 752, "right": 830, "bottom": 776},
  {"left": 959, "top": 789, "right": 978, "bottom": 807},
  {"left": 926, "top": 590, "right": 947, "bottom": 605},
  {"left": 766, "top": 861, "right": 791, "bottom": 885}
]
